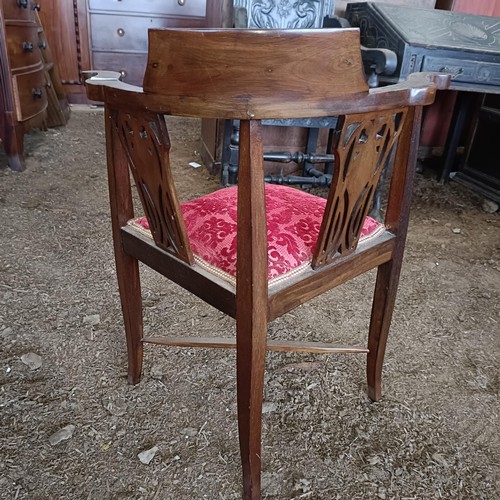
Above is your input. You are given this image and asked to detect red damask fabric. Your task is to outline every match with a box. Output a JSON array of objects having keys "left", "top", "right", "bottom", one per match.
[{"left": 133, "top": 185, "right": 383, "bottom": 285}]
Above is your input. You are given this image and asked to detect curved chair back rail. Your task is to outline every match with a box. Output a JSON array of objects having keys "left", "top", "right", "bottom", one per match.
[{"left": 86, "top": 29, "right": 448, "bottom": 119}]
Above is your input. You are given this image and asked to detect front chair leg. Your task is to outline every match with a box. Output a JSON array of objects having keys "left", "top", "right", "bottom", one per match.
[
  {"left": 115, "top": 246, "right": 144, "bottom": 385},
  {"left": 366, "top": 259, "right": 402, "bottom": 401}
]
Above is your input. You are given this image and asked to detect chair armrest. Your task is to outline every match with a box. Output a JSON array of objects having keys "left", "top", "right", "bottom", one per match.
[
  {"left": 83, "top": 70, "right": 143, "bottom": 102},
  {"left": 369, "top": 72, "right": 451, "bottom": 105}
]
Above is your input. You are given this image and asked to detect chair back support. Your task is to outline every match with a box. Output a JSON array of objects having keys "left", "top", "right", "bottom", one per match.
[
  {"left": 111, "top": 109, "right": 194, "bottom": 264},
  {"left": 92, "top": 28, "right": 448, "bottom": 270},
  {"left": 313, "top": 108, "right": 406, "bottom": 267}
]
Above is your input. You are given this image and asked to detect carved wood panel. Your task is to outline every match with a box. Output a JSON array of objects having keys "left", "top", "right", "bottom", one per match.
[
  {"left": 312, "top": 108, "right": 407, "bottom": 268},
  {"left": 110, "top": 109, "right": 194, "bottom": 264},
  {"left": 234, "top": 0, "right": 335, "bottom": 28}
]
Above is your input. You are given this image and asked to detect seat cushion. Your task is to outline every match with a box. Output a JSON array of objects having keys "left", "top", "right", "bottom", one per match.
[{"left": 129, "top": 184, "right": 384, "bottom": 287}]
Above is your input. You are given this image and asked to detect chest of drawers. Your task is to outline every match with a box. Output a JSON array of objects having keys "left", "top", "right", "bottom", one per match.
[
  {"left": 88, "top": 0, "right": 207, "bottom": 86},
  {"left": 0, "top": 0, "right": 49, "bottom": 171}
]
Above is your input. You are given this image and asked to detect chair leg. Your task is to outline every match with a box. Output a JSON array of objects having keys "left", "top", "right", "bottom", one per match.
[
  {"left": 236, "top": 318, "right": 266, "bottom": 500},
  {"left": 236, "top": 119, "right": 267, "bottom": 499},
  {"left": 367, "top": 259, "right": 401, "bottom": 402},
  {"left": 115, "top": 247, "right": 143, "bottom": 385},
  {"left": 104, "top": 106, "right": 144, "bottom": 385}
]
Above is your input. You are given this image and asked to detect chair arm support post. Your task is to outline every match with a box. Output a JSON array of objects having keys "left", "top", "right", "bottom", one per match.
[
  {"left": 367, "top": 106, "right": 424, "bottom": 401},
  {"left": 104, "top": 104, "right": 144, "bottom": 384}
]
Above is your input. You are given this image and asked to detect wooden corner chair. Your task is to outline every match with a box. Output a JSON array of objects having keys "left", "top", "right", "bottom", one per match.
[{"left": 86, "top": 28, "right": 449, "bottom": 500}]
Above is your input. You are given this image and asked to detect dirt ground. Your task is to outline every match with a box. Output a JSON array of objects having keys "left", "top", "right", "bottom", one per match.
[{"left": 0, "top": 108, "right": 499, "bottom": 500}]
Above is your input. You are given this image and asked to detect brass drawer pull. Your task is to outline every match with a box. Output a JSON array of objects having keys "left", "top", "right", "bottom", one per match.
[
  {"left": 23, "top": 41, "right": 34, "bottom": 52},
  {"left": 32, "top": 88, "right": 43, "bottom": 98}
]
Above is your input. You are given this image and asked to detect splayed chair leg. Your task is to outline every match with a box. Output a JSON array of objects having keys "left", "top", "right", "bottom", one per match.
[
  {"left": 115, "top": 250, "right": 143, "bottom": 385},
  {"left": 367, "top": 259, "right": 401, "bottom": 402}
]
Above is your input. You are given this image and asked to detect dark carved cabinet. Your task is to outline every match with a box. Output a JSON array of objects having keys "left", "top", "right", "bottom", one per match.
[{"left": 0, "top": 0, "right": 49, "bottom": 170}]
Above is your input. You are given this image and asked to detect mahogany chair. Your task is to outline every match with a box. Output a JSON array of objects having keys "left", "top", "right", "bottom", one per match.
[{"left": 86, "top": 28, "right": 449, "bottom": 500}]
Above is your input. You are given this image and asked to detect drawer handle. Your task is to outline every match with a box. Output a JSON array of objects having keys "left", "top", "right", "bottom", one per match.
[
  {"left": 32, "top": 3, "right": 41, "bottom": 11},
  {"left": 23, "top": 42, "right": 34, "bottom": 52},
  {"left": 120, "top": 70, "right": 127, "bottom": 78},
  {"left": 117, "top": 28, "right": 125, "bottom": 37},
  {"left": 17, "top": 0, "right": 28, "bottom": 8},
  {"left": 38, "top": 41, "right": 47, "bottom": 50},
  {"left": 178, "top": 0, "right": 186, "bottom": 5},
  {"left": 32, "top": 88, "right": 43, "bottom": 99}
]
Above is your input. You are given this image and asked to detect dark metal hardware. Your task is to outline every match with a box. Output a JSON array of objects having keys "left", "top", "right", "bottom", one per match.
[
  {"left": 263, "top": 152, "right": 334, "bottom": 164},
  {"left": 32, "top": 88, "right": 43, "bottom": 98},
  {"left": 32, "top": 3, "right": 41, "bottom": 11},
  {"left": 38, "top": 41, "right": 47, "bottom": 49},
  {"left": 22, "top": 41, "right": 33, "bottom": 52},
  {"left": 17, "top": 0, "right": 28, "bottom": 8}
]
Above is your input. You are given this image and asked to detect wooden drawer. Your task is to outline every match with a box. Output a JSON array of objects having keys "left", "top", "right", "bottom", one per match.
[
  {"left": 6, "top": 25, "right": 41, "bottom": 71},
  {"left": 88, "top": 0, "right": 206, "bottom": 19},
  {"left": 12, "top": 67, "right": 48, "bottom": 121},
  {"left": 2, "top": 0, "right": 37, "bottom": 22},
  {"left": 90, "top": 12, "right": 206, "bottom": 52},
  {"left": 92, "top": 51, "right": 147, "bottom": 86}
]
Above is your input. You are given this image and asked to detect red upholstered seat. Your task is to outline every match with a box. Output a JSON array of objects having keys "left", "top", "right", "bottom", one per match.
[{"left": 129, "top": 185, "right": 384, "bottom": 287}]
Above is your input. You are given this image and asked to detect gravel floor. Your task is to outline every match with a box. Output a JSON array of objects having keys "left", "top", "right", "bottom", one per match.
[{"left": 0, "top": 108, "right": 499, "bottom": 499}]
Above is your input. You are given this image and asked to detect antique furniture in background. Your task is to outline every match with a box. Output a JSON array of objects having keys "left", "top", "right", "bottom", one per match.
[
  {"left": 36, "top": 11, "right": 70, "bottom": 128},
  {"left": 335, "top": 0, "right": 435, "bottom": 16},
  {"left": 39, "top": 0, "right": 208, "bottom": 103},
  {"left": 38, "top": 0, "right": 91, "bottom": 104},
  {"left": 87, "top": 0, "right": 207, "bottom": 85},
  {"left": 201, "top": 0, "right": 337, "bottom": 173},
  {"left": 233, "top": 0, "right": 335, "bottom": 27},
  {"left": 452, "top": 93, "right": 500, "bottom": 202},
  {"left": 436, "top": 0, "right": 500, "bottom": 16},
  {"left": 347, "top": 2, "right": 500, "bottom": 192},
  {"left": 201, "top": 0, "right": 438, "bottom": 174},
  {"left": 1, "top": 0, "right": 48, "bottom": 170},
  {"left": 86, "top": 27, "right": 448, "bottom": 498}
]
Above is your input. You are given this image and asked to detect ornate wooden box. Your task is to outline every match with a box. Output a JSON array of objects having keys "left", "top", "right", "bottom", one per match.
[{"left": 346, "top": 2, "right": 500, "bottom": 92}]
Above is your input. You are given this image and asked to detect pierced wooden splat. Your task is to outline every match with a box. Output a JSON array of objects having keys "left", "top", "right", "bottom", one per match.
[
  {"left": 312, "top": 108, "right": 407, "bottom": 268},
  {"left": 110, "top": 109, "right": 194, "bottom": 265}
]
